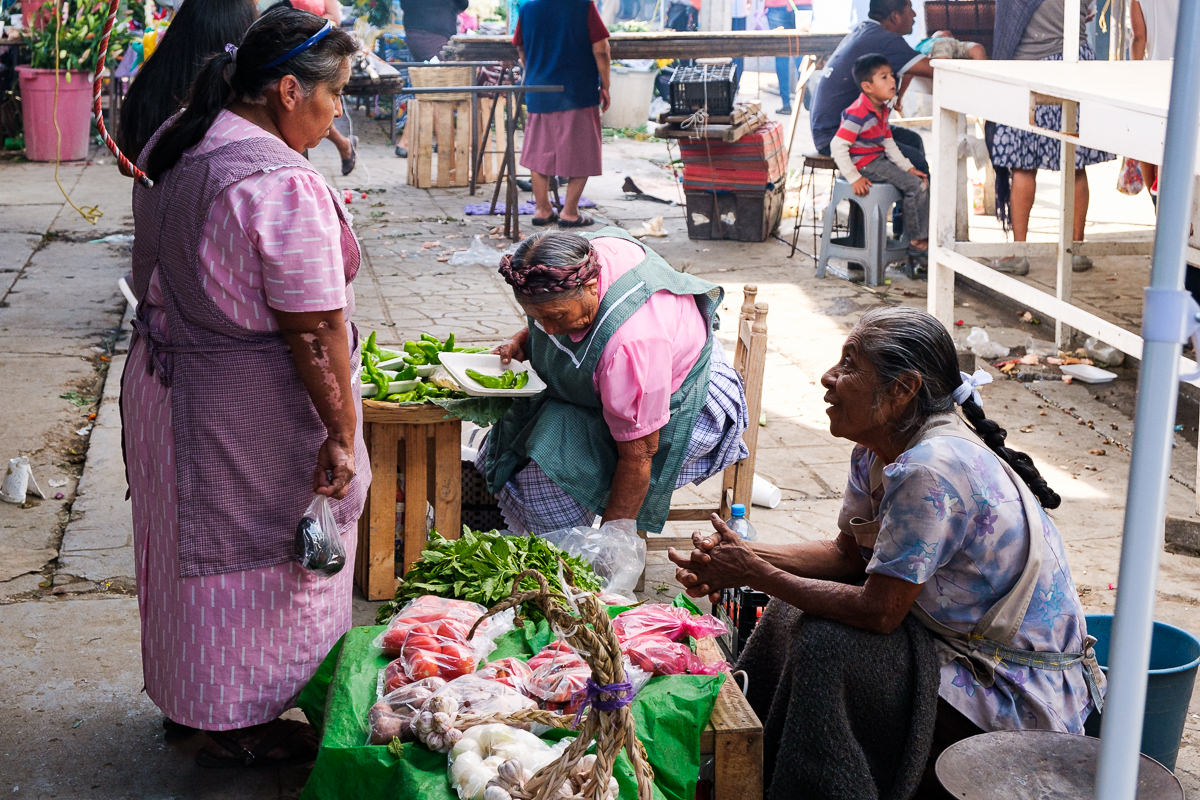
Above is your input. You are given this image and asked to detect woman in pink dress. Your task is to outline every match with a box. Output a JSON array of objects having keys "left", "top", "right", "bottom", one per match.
[{"left": 122, "top": 8, "right": 365, "bottom": 767}]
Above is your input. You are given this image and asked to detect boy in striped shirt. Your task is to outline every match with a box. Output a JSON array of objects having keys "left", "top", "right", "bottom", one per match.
[{"left": 830, "top": 52, "right": 929, "bottom": 252}]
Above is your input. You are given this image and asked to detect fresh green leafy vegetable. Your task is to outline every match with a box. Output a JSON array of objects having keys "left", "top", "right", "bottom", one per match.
[{"left": 375, "top": 527, "right": 604, "bottom": 624}]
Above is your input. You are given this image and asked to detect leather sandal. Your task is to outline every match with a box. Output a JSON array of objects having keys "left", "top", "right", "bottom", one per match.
[
  {"left": 340, "top": 136, "right": 358, "bottom": 176},
  {"left": 557, "top": 214, "right": 594, "bottom": 228},
  {"left": 532, "top": 212, "right": 558, "bottom": 226}
]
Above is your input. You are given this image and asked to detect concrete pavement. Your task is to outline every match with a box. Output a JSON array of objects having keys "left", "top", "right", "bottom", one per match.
[{"left": 1, "top": 93, "right": 1198, "bottom": 798}]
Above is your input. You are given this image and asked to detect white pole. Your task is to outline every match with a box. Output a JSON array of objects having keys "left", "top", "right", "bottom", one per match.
[
  {"left": 1095, "top": 1, "right": 1200, "bottom": 798},
  {"left": 1063, "top": 0, "right": 1081, "bottom": 62}
]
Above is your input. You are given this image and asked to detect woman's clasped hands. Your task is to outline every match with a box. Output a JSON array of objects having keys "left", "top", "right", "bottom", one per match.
[{"left": 668, "top": 512, "right": 765, "bottom": 604}]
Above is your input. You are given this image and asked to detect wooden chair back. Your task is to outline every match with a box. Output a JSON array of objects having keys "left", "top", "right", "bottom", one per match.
[{"left": 641, "top": 285, "right": 768, "bottom": 573}]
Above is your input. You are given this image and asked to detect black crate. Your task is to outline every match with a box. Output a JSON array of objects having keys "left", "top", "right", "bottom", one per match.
[
  {"left": 669, "top": 64, "right": 736, "bottom": 117},
  {"left": 461, "top": 461, "right": 506, "bottom": 533},
  {"left": 684, "top": 184, "right": 784, "bottom": 242},
  {"left": 714, "top": 586, "right": 770, "bottom": 658}
]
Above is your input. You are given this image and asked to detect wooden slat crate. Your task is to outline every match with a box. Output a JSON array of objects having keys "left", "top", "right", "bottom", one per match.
[
  {"left": 696, "top": 637, "right": 764, "bottom": 800},
  {"left": 354, "top": 400, "right": 462, "bottom": 600},
  {"left": 407, "top": 97, "right": 473, "bottom": 188}
]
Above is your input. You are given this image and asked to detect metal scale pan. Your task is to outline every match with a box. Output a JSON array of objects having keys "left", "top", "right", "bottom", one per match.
[{"left": 936, "top": 730, "right": 1183, "bottom": 799}]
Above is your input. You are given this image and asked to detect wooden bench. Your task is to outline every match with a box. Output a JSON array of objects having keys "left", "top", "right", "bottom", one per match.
[{"left": 354, "top": 400, "right": 462, "bottom": 600}]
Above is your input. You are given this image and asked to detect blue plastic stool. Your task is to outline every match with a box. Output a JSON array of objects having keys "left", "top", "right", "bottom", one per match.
[
  {"left": 816, "top": 177, "right": 911, "bottom": 286},
  {"left": 1084, "top": 614, "right": 1200, "bottom": 771}
]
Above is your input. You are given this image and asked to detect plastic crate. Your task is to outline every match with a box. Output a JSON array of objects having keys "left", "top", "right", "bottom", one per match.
[
  {"left": 669, "top": 64, "right": 736, "bottom": 117},
  {"left": 715, "top": 586, "right": 770, "bottom": 658},
  {"left": 684, "top": 184, "right": 784, "bottom": 242}
]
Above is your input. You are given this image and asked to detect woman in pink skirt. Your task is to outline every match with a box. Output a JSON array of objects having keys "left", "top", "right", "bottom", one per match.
[
  {"left": 123, "top": 8, "right": 366, "bottom": 767},
  {"left": 512, "top": 0, "right": 611, "bottom": 228}
]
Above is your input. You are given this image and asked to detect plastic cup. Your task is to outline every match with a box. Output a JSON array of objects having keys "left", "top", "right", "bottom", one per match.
[{"left": 751, "top": 472, "right": 781, "bottom": 509}]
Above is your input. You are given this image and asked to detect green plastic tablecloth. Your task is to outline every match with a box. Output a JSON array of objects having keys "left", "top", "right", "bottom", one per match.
[{"left": 297, "top": 609, "right": 723, "bottom": 800}]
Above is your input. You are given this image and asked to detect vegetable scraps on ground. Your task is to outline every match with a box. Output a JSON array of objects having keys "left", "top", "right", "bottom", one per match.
[{"left": 375, "top": 528, "right": 604, "bottom": 625}]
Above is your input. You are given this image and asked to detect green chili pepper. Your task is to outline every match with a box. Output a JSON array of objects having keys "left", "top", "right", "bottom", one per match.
[
  {"left": 418, "top": 342, "right": 440, "bottom": 363},
  {"left": 465, "top": 368, "right": 528, "bottom": 390},
  {"left": 442, "top": 332, "right": 455, "bottom": 351},
  {"left": 420, "top": 333, "right": 442, "bottom": 346},
  {"left": 374, "top": 371, "right": 390, "bottom": 399},
  {"left": 402, "top": 342, "right": 426, "bottom": 364},
  {"left": 394, "top": 364, "right": 418, "bottom": 381}
]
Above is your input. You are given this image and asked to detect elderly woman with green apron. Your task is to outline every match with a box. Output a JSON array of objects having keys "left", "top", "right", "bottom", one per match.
[
  {"left": 670, "top": 307, "right": 1105, "bottom": 800},
  {"left": 475, "top": 227, "right": 750, "bottom": 535}
]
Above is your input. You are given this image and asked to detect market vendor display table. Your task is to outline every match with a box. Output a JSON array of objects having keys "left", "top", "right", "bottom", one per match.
[
  {"left": 929, "top": 60, "right": 1197, "bottom": 361},
  {"left": 297, "top": 610, "right": 763, "bottom": 800},
  {"left": 356, "top": 400, "right": 462, "bottom": 600}
]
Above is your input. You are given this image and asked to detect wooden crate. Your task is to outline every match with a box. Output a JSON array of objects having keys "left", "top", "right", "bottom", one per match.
[
  {"left": 474, "top": 94, "right": 503, "bottom": 185},
  {"left": 407, "top": 97, "right": 473, "bottom": 188},
  {"left": 696, "top": 637, "right": 764, "bottom": 800},
  {"left": 355, "top": 400, "right": 462, "bottom": 600}
]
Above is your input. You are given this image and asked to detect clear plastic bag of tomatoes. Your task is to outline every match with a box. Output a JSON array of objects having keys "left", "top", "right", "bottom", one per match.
[
  {"left": 611, "top": 602, "right": 728, "bottom": 643},
  {"left": 373, "top": 595, "right": 515, "bottom": 683},
  {"left": 474, "top": 656, "right": 535, "bottom": 694}
]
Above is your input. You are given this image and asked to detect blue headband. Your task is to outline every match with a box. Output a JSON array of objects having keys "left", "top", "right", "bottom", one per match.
[{"left": 261, "top": 20, "right": 334, "bottom": 70}]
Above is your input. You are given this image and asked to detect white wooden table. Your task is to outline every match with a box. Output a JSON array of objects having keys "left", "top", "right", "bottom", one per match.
[{"left": 928, "top": 59, "right": 1199, "bottom": 371}]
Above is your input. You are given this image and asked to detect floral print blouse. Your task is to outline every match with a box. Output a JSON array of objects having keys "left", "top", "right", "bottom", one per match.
[{"left": 841, "top": 431, "right": 1097, "bottom": 732}]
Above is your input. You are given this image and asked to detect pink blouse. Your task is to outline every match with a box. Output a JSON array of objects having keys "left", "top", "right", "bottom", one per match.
[
  {"left": 569, "top": 236, "right": 707, "bottom": 441},
  {"left": 194, "top": 110, "right": 353, "bottom": 332}
]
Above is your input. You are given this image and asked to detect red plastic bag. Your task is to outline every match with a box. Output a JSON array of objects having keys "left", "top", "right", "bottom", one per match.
[
  {"left": 612, "top": 603, "right": 728, "bottom": 642},
  {"left": 622, "top": 635, "right": 725, "bottom": 676}
]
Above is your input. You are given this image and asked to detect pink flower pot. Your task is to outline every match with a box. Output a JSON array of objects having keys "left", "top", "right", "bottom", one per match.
[{"left": 16, "top": 65, "right": 93, "bottom": 162}]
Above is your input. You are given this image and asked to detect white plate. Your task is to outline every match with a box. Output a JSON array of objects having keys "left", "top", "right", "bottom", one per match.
[
  {"left": 1060, "top": 364, "right": 1118, "bottom": 384},
  {"left": 360, "top": 378, "right": 421, "bottom": 398},
  {"left": 376, "top": 356, "right": 439, "bottom": 377},
  {"left": 439, "top": 352, "right": 547, "bottom": 397}
]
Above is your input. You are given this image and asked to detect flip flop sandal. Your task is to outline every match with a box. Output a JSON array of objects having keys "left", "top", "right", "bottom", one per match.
[
  {"left": 532, "top": 212, "right": 558, "bottom": 226},
  {"left": 557, "top": 214, "right": 594, "bottom": 228},
  {"left": 195, "top": 720, "right": 318, "bottom": 769},
  {"left": 162, "top": 717, "right": 198, "bottom": 742},
  {"left": 341, "top": 136, "right": 358, "bottom": 176}
]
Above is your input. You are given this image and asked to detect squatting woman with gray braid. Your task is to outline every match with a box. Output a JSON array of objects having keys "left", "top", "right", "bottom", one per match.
[
  {"left": 477, "top": 228, "right": 750, "bottom": 536},
  {"left": 671, "top": 306, "right": 1104, "bottom": 800}
]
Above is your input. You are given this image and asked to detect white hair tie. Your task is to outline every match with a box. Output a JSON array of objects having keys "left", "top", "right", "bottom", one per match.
[{"left": 952, "top": 369, "right": 992, "bottom": 407}]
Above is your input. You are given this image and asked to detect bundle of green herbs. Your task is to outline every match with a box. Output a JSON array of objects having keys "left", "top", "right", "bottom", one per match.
[{"left": 375, "top": 527, "right": 604, "bottom": 624}]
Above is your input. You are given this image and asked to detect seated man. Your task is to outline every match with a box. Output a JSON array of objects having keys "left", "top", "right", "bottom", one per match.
[{"left": 809, "top": 0, "right": 934, "bottom": 172}]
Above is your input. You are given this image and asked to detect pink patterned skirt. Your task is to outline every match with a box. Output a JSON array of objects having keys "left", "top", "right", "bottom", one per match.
[{"left": 519, "top": 105, "right": 603, "bottom": 178}]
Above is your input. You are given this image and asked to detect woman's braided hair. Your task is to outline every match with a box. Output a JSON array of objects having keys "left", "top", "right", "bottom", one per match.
[
  {"left": 854, "top": 306, "right": 1061, "bottom": 509},
  {"left": 498, "top": 231, "right": 599, "bottom": 304}
]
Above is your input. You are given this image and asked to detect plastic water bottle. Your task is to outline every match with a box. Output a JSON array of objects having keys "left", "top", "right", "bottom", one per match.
[{"left": 725, "top": 503, "right": 757, "bottom": 541}]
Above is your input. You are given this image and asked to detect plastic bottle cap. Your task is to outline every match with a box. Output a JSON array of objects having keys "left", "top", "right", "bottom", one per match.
[{"left": 731, "top": 503, "right": 746, "bottom": 517}]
